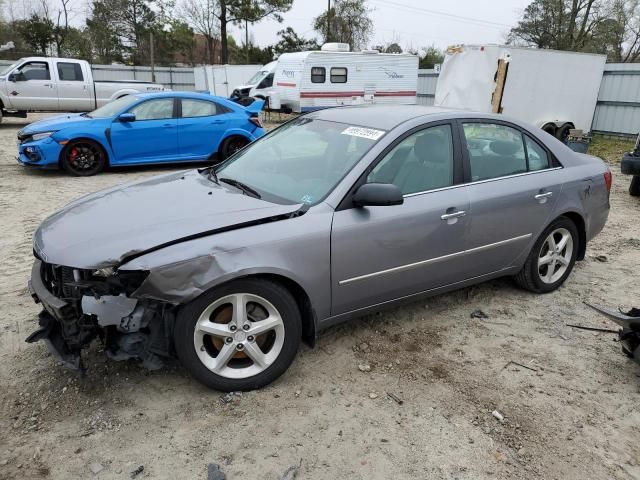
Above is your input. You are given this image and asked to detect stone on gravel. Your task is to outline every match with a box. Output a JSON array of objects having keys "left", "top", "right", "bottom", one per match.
[
  {"left": 358, "top": 364, "right": 371, "bottom": 372},
  {"left": 88, "top": 462, "right": 104, "bottom": 475}
]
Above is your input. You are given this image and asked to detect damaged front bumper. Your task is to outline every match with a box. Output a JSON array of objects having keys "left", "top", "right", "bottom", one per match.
[
  {"left": 26, "top": 259, "right": 174, "bottom": 372},
  {"left": 586, "top": 303, "right": 640, "bottom": 363}
]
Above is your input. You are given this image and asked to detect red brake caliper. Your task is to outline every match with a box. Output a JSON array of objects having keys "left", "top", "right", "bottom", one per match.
[{"left": 69, "top": 147, "right": 79, "bottom": 164}]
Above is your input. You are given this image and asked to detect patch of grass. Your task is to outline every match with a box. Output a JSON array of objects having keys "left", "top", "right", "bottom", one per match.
[{"left": 588, "top": 135, "right": 635, "bottom": 165}]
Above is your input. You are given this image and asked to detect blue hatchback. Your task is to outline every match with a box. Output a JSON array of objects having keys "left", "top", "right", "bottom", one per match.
[{"left": 17, "top": 92, "right": 265, "bottom": 176}]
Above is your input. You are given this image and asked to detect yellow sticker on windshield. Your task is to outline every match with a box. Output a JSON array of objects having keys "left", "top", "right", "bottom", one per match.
[{"left": 341, "top": 126, "right": 385, "bottom": 141}]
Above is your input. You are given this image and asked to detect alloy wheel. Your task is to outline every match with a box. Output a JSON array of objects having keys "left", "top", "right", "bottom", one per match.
[
  {"left": 193, "top": 293, "right": 285, "bottom": 379},
  {"left": 537, "top": 227, "right": 574, "bottom": 284}
]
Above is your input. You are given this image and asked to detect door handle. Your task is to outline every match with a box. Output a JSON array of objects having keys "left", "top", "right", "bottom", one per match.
[
  {"left": 211, "top": 120, "right": 224, "bottom": 124},
  {"left": 162, "top": 123, "right": 175, "bottom": 128},
  {"left": 534, "top": 192, "right": 553, "bottom": 200},
  {"left": 441, "top": 210, "right": 466, "bottom": 221}
]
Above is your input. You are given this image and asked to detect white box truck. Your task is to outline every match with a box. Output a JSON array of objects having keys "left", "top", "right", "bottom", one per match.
[
  {"left": 434, "top": 45, "right": 606, "bottom": 140},
  {"left": 233, "top": 43, "right": 419, "bottom": 113},
  {"left": 194, "top": 64, "right": 263, "bottom": 97}
]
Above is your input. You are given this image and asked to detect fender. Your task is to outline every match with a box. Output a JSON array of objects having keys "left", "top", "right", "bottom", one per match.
[
  {"left": 108, "top": 89, "right": 141, "bottom": 102},
  {"left": 220, "top": 127, "right": 260, "bottom": 143},
  {"left": 54, "top": 133, "right": 113, "bottom": 162}
]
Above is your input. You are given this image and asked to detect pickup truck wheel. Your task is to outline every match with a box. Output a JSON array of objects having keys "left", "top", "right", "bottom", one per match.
[
  {"left": 629, "top": 176, "right": 640, "bottom": 196},
  {"left": 61, "top": 140, "right": 106, "bottom": 176},
  {"left": 219, "top": 136, "right": 249, "bottom": 161}
]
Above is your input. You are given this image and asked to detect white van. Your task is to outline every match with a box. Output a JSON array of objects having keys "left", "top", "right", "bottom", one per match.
[
  {"left": 235, "top": 44, "right": 419, "bottom": 113},
  {"left": 194, "top": 64, "right": 263, "bottom": 97}
]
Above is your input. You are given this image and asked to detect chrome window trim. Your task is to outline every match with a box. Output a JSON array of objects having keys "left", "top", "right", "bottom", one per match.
[
  {"left": 338, "top": 233, "right": 532, "bottom": 286},
  {"left": 402, "top": 166, "right": 563, "bottom": 199}
]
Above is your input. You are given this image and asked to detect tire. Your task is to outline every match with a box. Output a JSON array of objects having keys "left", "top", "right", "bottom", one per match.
[
  {"left": 60, "top": 139, "right": 107, "bottom": 176},
  {"left": 514, "top": 216, "right": 579, "bottom": 293},
  {"left": 174, "top": 279, "right": 301, "bottom": 391},
  {"left": 629, "top": 176, "right": 640, "bottom": 196},
  {"left": 218, "top": 136, "right": 249, "bottom": 161},
  {"left": 555, "top": 124, "right": 572, "bottom": 144}
]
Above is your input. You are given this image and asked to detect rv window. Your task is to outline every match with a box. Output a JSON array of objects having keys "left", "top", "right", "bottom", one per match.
[
  {"left": 311, "top": 67, "right": 326, "bottom": 83},
  {"left": 330, "top": 67, "right": 347, "bottom": 83}
]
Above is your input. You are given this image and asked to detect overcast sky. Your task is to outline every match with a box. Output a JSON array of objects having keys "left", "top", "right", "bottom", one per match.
[{"left": 236, "top": 0, "right": 533, "bottom": 51}]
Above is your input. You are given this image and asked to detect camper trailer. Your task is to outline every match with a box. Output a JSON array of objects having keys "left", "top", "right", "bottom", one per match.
[
  {"left": 234, "top": 43, "right": 419, "bottom": 113},
  {"left": 434, "top": 45, "right": 606, "bottom": 140}
]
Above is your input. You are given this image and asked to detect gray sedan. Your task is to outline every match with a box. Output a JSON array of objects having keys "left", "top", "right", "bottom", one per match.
[{"left": 26, "top": 105, "right": 611, "bottom": 391}]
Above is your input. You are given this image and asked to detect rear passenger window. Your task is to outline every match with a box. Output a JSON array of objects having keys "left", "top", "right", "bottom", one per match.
[
  {"left": 524, "top": 135, "right": 550, "bottom": 171},
  {"left": 182, "top": 99, "right": 217, "bottom": 117},
  {"left": 463, "top": 123, "right": 526, "bottom": 181},
  {"left": 311, "top": 67, "right": 325, "bottom": 83},
  {"left": 57, "top": 62, "right": 83, "bottom": 81},
  {"left": 330, "top": 67, "right": 347, "bottom": 83}
]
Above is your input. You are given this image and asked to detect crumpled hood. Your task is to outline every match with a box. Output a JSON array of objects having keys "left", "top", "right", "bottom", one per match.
[
  {"left": 34, "top": 170, "right": 302, "bottom": 269},
  {"left": 21, "top": 113, "right": 97, "bottom": 135}
]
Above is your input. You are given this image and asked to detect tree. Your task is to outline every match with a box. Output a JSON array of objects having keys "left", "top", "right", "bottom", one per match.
[
  {"left": 374, "top": 42, "right": 403, "bottom": 53},
  {"left": 216, "top": 0, "right": 293, "bottom": 64},
  {"left": 15, "top": 14, "right": 54, "bottom": 54},
  {"left": 86, "top": 0, "right": 126, "bottom": 63},
  {"left": 417, "top": 45, "right": 444, "bottom": 69},
  {"left": 508, "top": 0, "right": 608, "bottom": 51},
  {"left": 272, "top": 26, "right": 318, "bottom": 56},
  {"left": 180, "top": 0, "right": 220, "bottom": 64},
  {"left": 313, "top": 0, "right": 373, "bottom": 51}
]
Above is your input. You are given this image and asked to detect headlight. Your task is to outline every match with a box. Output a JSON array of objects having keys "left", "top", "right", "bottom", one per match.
[{"left": 31, "top": 131, "right": 55, "bottom": 141}]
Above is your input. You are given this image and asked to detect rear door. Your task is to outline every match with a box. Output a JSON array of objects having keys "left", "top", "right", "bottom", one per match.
[
  {"left": 6, "top": 60, "right": 59, "bottom": 110},
  {"left": 459, "top": 120, "right": 562, "bottom": 277},
  {"left": 331, "top": 122, "right": 471, "bottom": 315},
  {"left": 177, "top": 98, "right": 230, "bottom": 160},
  {"left": 54, "top": 60, "right": 92, "bottom": 111},
  {"left": 110, "top": 97, "right": 178, "bottom": 164}
]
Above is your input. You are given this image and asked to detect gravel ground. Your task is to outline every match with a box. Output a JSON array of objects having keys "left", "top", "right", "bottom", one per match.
[{"left": 0, "top": 114, "right": 639, "bottom": 480}]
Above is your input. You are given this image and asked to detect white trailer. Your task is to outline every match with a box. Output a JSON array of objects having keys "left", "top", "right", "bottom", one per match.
[
  {"left": 434, "top": 45, "right": 606, "bottom": 139},
  {"left": 194, "top": 64, "right": 262, "bottom": 97},
  {"left": 236, "top": 43, "right": 419, "bottom": 113}
]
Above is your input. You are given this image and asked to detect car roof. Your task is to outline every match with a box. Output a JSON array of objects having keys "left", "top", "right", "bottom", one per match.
[
  {"left": 135, "top": 91, "right": 231, "bottom": 103},
  {"left": 306, "top": 104, "right": 465, "bottom": 130}
]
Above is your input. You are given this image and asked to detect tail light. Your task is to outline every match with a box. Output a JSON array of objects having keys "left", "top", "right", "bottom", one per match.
[
  {"left": 604, "top": 170, "right": 612, "bottom": 193},
  {"left": 249, "top": 116, "right": 263, "bottom": 129}
]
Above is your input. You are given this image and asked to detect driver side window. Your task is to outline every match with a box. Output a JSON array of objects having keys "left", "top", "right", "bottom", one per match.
[
  {"left": 368, "top": 124, "right": 454, "bottom": 195},
  {"left": 130, "top": 98, "right": 174, "bottom": 120},
  {"left": 16, "top": 62, "right": 51, "bottom": 81}
]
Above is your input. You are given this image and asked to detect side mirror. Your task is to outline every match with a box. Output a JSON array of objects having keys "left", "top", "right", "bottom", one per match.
[
  {"left": 118, "top": 112, "right": 136, "bottom": 122},
  {"left": 353, "top": 183, "right": 404, "bottom": 207},
  {"left": 8, "top": 72, "right": 22, "bottom": 82}
]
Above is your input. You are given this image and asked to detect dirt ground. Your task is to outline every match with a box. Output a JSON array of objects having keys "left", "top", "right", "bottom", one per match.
[{"left": 0, "top": 114, "right": 639, "bottom": 480}]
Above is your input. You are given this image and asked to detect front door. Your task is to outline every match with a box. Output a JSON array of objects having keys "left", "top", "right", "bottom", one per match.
[
  {"left": 459, "top": 121, "right": 562, "bottom": 277},
  {"left": 6, "top": 60, "right": 59, "bottom": 110},
  {"left": 110, "top": 97, "right": 178, "bottom": 164},
  {"left": 331, "top": 123, "right": 470, "bottom": 316},
  {"left": 178, "top": 98, "right": 229, "bottom": 160}
]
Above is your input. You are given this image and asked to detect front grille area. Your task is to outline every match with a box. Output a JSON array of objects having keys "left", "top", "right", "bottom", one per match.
[
  {"left": 40, "top": 262, "right": 88, "bottom": 302},
  {"left": 17, "top": 131, "right": 32, "bottom": 144}
]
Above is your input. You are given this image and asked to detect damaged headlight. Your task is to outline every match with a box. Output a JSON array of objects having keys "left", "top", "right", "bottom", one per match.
[{"left": 93, "top": 266, "right": 116, "bottom": 277}]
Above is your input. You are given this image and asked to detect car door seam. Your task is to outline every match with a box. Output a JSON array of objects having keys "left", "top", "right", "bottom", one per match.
[{"left": 338, "top": 233, "right": 532, "bottom": 286}]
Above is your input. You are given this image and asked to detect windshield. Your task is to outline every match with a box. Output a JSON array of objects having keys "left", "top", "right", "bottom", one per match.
[
  {"left": 246, "top": 70, "right": 269, "bottom": 85},
  {"left": 215, "top": 118, "right": 383, "bottom": 205},
  {"left": 0, "top": 61, "right": 19, "bottom": 76},
  {"left": 87, "top": 95, "right": 140, "bottom": 118}
]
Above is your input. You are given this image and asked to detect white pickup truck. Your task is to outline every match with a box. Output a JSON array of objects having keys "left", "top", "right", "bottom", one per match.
[{"left": 0, "top": 57, "right": 167, "bottom": 121}]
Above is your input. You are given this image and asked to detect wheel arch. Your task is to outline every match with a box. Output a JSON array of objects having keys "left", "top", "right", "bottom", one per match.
[
  {"left": 554, "top": 211, "right": 587, "bottom": 260},
  {"left": 58, "top": 136, "right": 110, "bottom": 168}
]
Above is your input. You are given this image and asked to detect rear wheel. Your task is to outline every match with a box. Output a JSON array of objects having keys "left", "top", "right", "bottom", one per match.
[
  {"left": 555, "top": 124, "right": 572, "bottom": 144},
  {"left": 629, "top": 175, "right": 640, "bottom": 196},
  {"left": 514, "top": 217, "right": 579, "bottom": 293},
  {"left": 219, "top": 136, "right": 249, "bottom": 161},
  {"left": 174, "top": 279, "right": 301, "bottom": 391},
  {"left": 61, "top": 139, "right": 106, "bottom": 176}
]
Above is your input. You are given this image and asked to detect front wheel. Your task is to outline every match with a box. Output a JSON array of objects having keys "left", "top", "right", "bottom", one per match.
[
  {"left": 514, "top": 217, "right": 579, "bottom": 293},
  {"left": 60, "top": 140, "right": 106, "bottom": 176},
  {"left": 174, "top": 279, "right": 301, "bottom": 391}
]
